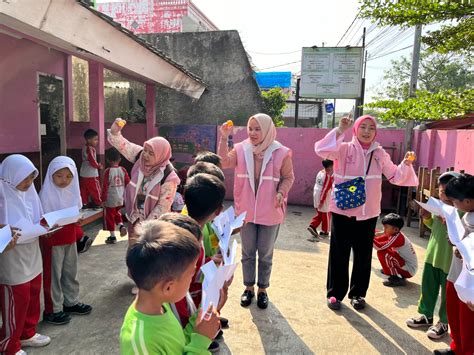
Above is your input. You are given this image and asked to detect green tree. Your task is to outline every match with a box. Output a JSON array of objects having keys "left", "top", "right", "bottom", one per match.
[
  {"left": 359, "top": 1, "right": 474, "bottom": 53},
  {"left": 261, "top": 88, "right": 288, "bottom": 127},
  {"left": 374, "top": 51, "right": 473, "bottom": 101}
]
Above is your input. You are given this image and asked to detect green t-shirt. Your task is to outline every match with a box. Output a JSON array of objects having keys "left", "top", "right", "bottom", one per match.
[
  {"left": 202, "top": 222, "right": 219, "bottom": 258},
  {"left": 423, "top": 215, "right": 454, "bottom": 274},
  {"left": 120, "top": 302, "right": 211, "bottom": 355}
]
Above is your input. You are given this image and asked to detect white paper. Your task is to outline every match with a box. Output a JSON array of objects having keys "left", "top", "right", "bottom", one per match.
[
  {"left": 231, "top": 211, "right": 246, "bottom": 230},
  {"left": 200, "top": 265, "right": 227, "bottom": 319},
  {"left": 212, "top": 207, "right": 246, "bottom": 257},
  {"left": 15, "top": 218, "right": 48, "bottom": 244},
  {"left": 223, "top": 239, "right": 238, "bottom": 266},
  {"left": 0, "top": 225, "right": 13, "bottom": 253},
  {"left": 442, "top": 204, "right": 465, "bottom": 245},
  {"left": 221, "top": 262, "right": 238, "bottom": 282},
  {"left": 415, "top": 198, "right": 444, "bottom": 217},
  {"left": 454, "top": 263, "right": 474, "bottom": 304},
  {"left": 201, "top": 260, "right": 218, "bottom": 289},
  {"left": 43, "top": 207, "right": 81, "bottom": 227},
  {"left": 456, "top": 233, "right": 474, "bottom": 271}
]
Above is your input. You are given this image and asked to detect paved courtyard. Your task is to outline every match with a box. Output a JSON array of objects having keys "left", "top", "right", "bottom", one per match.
[{"left": 28, "top": 205, "right": 448, "bottom": 354}]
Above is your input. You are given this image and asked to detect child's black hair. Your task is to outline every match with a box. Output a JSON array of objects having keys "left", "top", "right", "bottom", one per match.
[
  {"left": 126, "top": 220, "right": 200, "bottom": 291},
  {"left": 445, "top": 174, "right": 474, "bottom": 200},
  {"left": 158, "top": 212, "right": 202, "bottom": 241},
  {"left": 84, "top": 129, "right": 98, "bottom": 140},
  {"left": 184, "top": 173, "right": 226, "bottom": 222},
  {"left": 438, "top": 172, "right": 460, "bottom": 186},
  {"left": 194, "top": 151, "right": 222, "bottom": 167},
  {"left": 381, "top": 213, "right": 404, "bottom": 230},
  {"left": 105, "top": 147, "right": 121, "bottom": 163},
  {"left": 322, "top": 159, "right": 333, "bottom": 169},
  {"left": 187, "top": 162, "right": 225, "bottom": 182}
]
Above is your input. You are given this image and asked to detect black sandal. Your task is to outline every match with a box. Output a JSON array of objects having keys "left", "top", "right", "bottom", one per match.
[{"left": 240, "top": 290, "right": 254, "bottom": 307}]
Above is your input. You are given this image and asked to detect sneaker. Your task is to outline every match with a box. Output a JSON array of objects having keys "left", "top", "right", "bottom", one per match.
[
  {"left": 350, "top": 296, "right": 366, "bottom": 310},
  {"left": 406, "top": 314, "right": 433, "bottom": 328},
  {"left": 219, "top": 317, "right": 229, "bottom": 329},
  {"left": 319, "top": 231, "right": 330, "bottom": 238},
  {"left": 131, "top": 286, "right": 139, "bottom": 295},
  {"left": 43, "top": 311, "right": 71, "bottom": 325},
  {"left": 383, "top": 275, "right": 407, "bottom": 287},
  {"left": 119, "top": 224, "right": 127, "bottom": 237},
  {"left": 214, "top": 329, "right": 224, "bottom": 341},
  {"left": 88, "top": 203, "right": 102, "bottom": 211},
  {"left": 327, "top": 297, "right": 341, "bottom": 310},
  {"left": 20, "top": 333, "right": 51, "bottom": 348},
  {"left": 77, "top": 236, "right": 93, "bottom": 254},
  {"left": 105, "top": 236, "right": 117, "bottom": 244},
  {"left": 208, "top": 341, "right": 220, "bottom": 353},
  {"left": 257, "top": 292, "right": 269, "bottom": 309},
  {"left": 240, "top": 289, "right": 254, "bottom": 307},
  {"left": 427, "top": 322, "right": 449, "bottom": 339},
  {"left": 307, "top": 236, "right": 320, "bottom": 243},
  {"left": 433, "top": 349, "right": 455, "bottom": 355},
  {"left": 15, "top": 350, "right": 27, "bottom": 355},
  {"left": 64, "top": 303, "right": 92, "bottom": 315},
  {"left": 307, "top": 226, "right": 319, "bottom": 238}
]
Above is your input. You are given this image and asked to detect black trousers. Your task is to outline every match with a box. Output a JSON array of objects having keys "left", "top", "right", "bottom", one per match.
[{"left": 326, "top": 212, "right": 378, "bottom": 300}]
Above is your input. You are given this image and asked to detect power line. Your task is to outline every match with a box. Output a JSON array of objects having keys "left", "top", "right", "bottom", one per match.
[
  {"left": 247, "top": 49, "right": 301, "bottom": 56},
  {"left": 336, "top": 10, "right": 361, "bottom": 46},
  {"left": 367, "top": 45, "right": 413, "bottom": 61},
  {"left": 258, "top": 60, "right": 301, "bottom": 71}
]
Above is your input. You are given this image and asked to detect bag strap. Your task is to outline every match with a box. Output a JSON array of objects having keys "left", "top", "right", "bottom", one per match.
[
  {"left": 160, "top": 163, "right": 176, "bottom": 185},
  {"left": 366, "top": 151, "right": 374, "bottom": 176}
]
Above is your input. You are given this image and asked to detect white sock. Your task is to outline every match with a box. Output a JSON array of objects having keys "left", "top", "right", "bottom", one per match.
[{"left": 110, "top": 231, "right": 116, "bottom": 237}]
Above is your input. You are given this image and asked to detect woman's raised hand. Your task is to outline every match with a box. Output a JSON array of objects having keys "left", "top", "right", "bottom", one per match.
[
  {"left": 338, "top": 116, "right": 353, "bottom": 134},
  {"left": 110, "top": 117, "right": 126, "bottom": 135},
  {"left": 219, "top": 122, "right": 233, "bottom": 139}
]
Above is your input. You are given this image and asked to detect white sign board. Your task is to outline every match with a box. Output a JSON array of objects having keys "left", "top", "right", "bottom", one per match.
[{"left": 300, "top": 47, "right": 363, "bottom": 99}]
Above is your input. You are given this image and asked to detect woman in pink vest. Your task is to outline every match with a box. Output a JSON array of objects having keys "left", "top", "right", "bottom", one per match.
[
  {"left": 315, "top": 115, "right": 418, "bottom": 311},
  {"left": 107, "top": 118, "right": 179, "bottom": 245},
  {"left": 219, "top": 113, "right": 294, "bottom": 309}
]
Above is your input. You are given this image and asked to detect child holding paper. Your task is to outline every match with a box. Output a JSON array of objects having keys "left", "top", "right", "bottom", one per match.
[
  {"left": 39, "top": 157, "right": 92, "bottom": 325},
  {"left": 120, "top": 220, "right": 220, "bottom": 355},
  {"left": 101, "top": 148, "right": 130, "bottom": 244},
  {"left": 0, "top": 155, "right": 51, "bottom": 354},
  {"left": 434, "top": 174, "right": 474, "bottom": 355},
  {"left": 406, "top": 172, "right": 460, "bottom": 339}
]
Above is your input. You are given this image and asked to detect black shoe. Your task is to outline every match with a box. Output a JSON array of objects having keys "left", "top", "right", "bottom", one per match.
[
  {"left": 327, "top": 297, "right": 341, "bottom": 310},
  {"left": 433, "top": 349, "right": 455, "bottom": 355},
  {"left": 64, "top": 303, "right": 92, "bottom": 315},
  {"left": 214, "top": 329, "right": 224, "bottom": 341},
  {"left": 208, "top": 341, "right": 220, "bottom": 353},
  {"left": 257, "top": 292, "right": 269, "bottom": 309},
  {"left": 383, "top": 275, "right": 407, "bottom": 287},
  {"left": 219, "top": 317, "right": 229, "bottom": 329},
  {"left": 380, "top": 269, "right": 386, "bottom": 275},
  {"left": 88, "top": 203, "right": 102, "bottom": 211},
  {"left": 77, "top": 236, "right": 93, "bottom": 254},
  {"left": 307, "top": 226, "right": 319, "bottom": 238},
  {"left": 240, "top": 290, "right": 254, "bottom": 307},
  {"left": 105, "top": 236, "right": 117, "bottom": 244},
  {"left": 350, "top": 296, "right": 366, "bottom": 310},
  {"left": 319, "top": 232, "right": 330, "bottom": 238},
  {"left": 43, "top": 311, "right": 71, "bottom": 325}
]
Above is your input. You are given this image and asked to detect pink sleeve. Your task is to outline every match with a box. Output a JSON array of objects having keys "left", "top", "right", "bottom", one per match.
[
  {"left": 380, "top": 149, "right": 419, "bottom": 187},
  {"left": 107, "top": 129, "right": 143, "bottom": 163},
  {"left": 277, "top": 154, "right": 295, "bottom": 197},
  {"left": 147, "top": 181, "right": 178, "bottom": 220},
  {"left": 314, "top": 129, "right": 345, "bottom": 161},
  {"left": 217, "top": 137, "right": 237, "bottom": 169}
]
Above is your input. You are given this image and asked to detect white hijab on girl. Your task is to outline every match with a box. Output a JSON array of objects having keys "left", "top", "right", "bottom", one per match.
[
  {"left": 0, "top": 154, "right": 43, "bottom": 227},
  {"left": 39, "top": 156, "right": 82, "bottom": 213}
]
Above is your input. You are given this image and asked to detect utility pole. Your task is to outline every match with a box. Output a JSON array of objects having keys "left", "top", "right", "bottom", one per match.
[
  {"left": 294, "top": 77, "right": 301, "bottom": 127},
  {"left": 405, "top": 24, "right": 422, "bottom": 152},
  {"left": 332, "top": 99, "right": 336, "bottom": 128},
  {"left": 355, "top": 27, "right": 366, "bottom": 118}
]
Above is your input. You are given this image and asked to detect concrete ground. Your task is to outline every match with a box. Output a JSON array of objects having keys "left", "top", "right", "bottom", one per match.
[{"left": 28, "top": 205, "right": 450, "bottom": 354}]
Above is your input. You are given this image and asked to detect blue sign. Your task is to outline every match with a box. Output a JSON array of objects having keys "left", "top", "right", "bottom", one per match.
[
  {"left": 255, "top": 72, "right": 292, "bottom": 89},
  {"left": 325, "top": 103, "right": 334, "bottom": 113}
]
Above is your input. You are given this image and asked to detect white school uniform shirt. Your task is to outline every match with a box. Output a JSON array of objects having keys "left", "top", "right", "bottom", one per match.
[
  {"left": 39, "top": 156, "right": 82, "bottom": 213},
  {"left": 448, "top": 212, "right": 474, "bottom": 283},
  {"left": 313, "top": 170, "right": 332, "bottom": 212},
  {"left": 0, "top": 155, "right": 43, "bottom": 285}
]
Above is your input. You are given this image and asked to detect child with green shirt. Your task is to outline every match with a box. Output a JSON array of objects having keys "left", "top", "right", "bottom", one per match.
[
  {"left": 406, "top": 172, "right": 460, "bottom": 339},
  {"left": 120, "top": 220, "right": 220, "bottom": 355}
]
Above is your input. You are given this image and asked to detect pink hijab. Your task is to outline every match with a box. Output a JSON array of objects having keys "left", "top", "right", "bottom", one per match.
[
  {"left": 247, "top": 113, "right": 277, "bottom": 157},
  {"left": 352, "top": 115, "right": 377, "bottom": 149},
  {"left": 138, "top": 137, "right": 172, "bottom": 177}
]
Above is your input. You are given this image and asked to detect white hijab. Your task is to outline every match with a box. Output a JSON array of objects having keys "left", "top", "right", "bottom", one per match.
[
  {"left": 39, "top": 156, "right": 82, "bottom": 213},
  {"left": 0, "top": 154, "right": 43, "bottom": 225}
]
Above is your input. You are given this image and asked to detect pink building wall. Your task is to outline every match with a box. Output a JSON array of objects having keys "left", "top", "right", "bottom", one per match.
[
  {"left": 0, "top": 33, "right": 68, "bottom": 153},
  {"left": 413, "top": 129, "right": 474, "bottom": 174}
]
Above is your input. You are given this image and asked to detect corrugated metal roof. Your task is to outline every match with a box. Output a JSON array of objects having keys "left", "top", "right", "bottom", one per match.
[{"left": 77, "top": 0, "right": 207, "bottom": 87}]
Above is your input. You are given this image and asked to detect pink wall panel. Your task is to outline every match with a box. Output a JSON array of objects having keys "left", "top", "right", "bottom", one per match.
[{"left": 0, "top": 33, "right": 67, "bottom": 153}]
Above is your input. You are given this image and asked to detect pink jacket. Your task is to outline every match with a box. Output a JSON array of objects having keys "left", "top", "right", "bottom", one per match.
[
  {"left": 315, "top": 129, "right": 418, "bottom": 220},
  {"left": 234, "top": 141, "right": 292, "bottom": 226}
]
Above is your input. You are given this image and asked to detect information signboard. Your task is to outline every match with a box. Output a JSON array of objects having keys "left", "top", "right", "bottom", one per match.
[{"left": 300, "top": 47, "right": 363, "bottom": 99}]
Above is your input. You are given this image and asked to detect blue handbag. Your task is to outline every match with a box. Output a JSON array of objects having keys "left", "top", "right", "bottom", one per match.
[{"left": 334, "top": 151, "right": 374, "bottom": 210}]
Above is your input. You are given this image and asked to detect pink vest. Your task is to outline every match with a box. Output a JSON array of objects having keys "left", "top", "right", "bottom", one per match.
[
  {"left": 234, "top": 141, "right": 290, "bottom": 226},
  {"left": 125, "top": 162, "right": 179, "bottom": 223}
]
